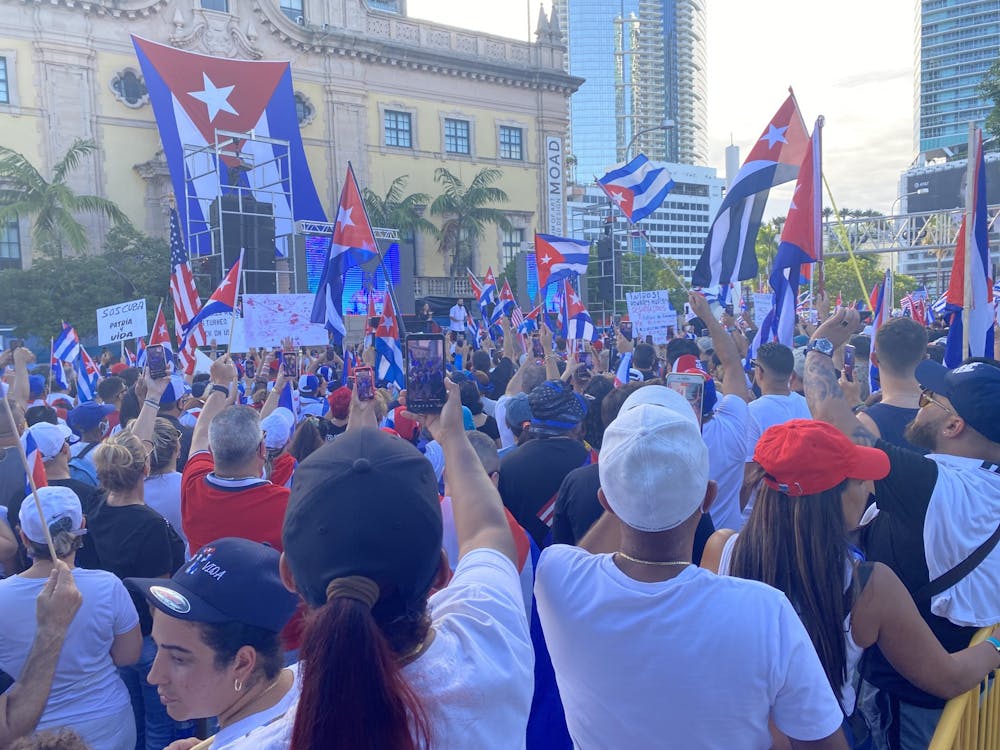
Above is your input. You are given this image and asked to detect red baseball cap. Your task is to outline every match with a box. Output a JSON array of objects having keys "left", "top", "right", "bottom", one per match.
[
  {"left": 673, "top": 354, "right": 700, "bottom": 373},
  {"left": 753, "top": 419, "right": 889, "bottom": 496}
]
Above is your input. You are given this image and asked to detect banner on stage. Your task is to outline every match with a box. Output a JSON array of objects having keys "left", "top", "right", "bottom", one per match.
[{"left": 242, "top": 294, "right": 329, "bottom": 348}]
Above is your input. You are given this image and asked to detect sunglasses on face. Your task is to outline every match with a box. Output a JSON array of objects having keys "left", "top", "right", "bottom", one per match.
[{"left": 918, "top": 390, "right": 953, "bottom": 414}]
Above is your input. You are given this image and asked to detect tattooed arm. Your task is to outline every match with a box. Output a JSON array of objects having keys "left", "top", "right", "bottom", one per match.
[{"left": 803, "top": 309, "right": 878, "bottom": 447}]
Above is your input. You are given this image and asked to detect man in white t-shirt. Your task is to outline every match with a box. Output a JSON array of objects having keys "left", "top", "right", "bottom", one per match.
[
  {"left": 449, "top": 298, "right": 467, "bottom": 333},
  {"left": 535, "top": 386, "right": 846, "bottom": 749}
]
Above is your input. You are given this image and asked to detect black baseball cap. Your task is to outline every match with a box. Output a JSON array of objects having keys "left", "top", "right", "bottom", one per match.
[
  {"left": 915, "top": 359, "right": 1000, "bottom": 443},
  {"left": 126, "top": 537, "right": 299, "bottom": 633},
  {"left": 282, "top": 427, "right": 443, "bottom": 618}
]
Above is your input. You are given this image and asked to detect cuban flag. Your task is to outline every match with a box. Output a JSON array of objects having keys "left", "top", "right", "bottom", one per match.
[
  {"left": 466, "top": 314, "right": 482, "bottom": 351},
  {"left": 21, "top": 431, "right": 48, "bottom": 495},
  {"left": 50, "top": 343, "right": 69, "bottom": 391},
  {"left": 149, "top": 304, "right": 173, "bottom": 351},
  {"left": 518, "top": 303, "right": 542, "bottom": 334},
  {"left": 311, "top": 163, "right": 379, "bottom": 343},
  {"left": 479, "top": 267, "right": 499, "bottom": 319},
  {"left": 278, "top": 381, "right": 298, "bottom": 417},
  {"left": 374, "top": 294, "right": 405, "bottom": 390},
  {"left": 340, "top": 348, "right": 357, "bottom": 387},
  {"left": 135, "top": 337, "right": 148, "bottom": 367},
  {"left": 869, "top": 270, "right": 892, "bottom": 392},
  {"left": 614, "top": 351, "right": 634, "bottom": 387},
  {"left": 363, "top": 290, "right": 378, "bottom": 349},
  {"left": 760, "top": 120, "right": 822, "bottom": 348},
  {"left": 534, "top": 234, "right": 590, "bottom": 289},
  {"left": 491, "top": 280, "right": 517, "bottom": 324},
  {"left": 52, "top": 323, "right": 81, "bottom": 364},
  {"left": 692, "top": 94, "right": 809, "bottom": 288},
  {"left": 597, "top": 154, "right": 674, "bottom": 223},
  {"left": 560, "top": 279, "right": 598, "bottom": 342},
  {"left": 944, "top": 129, "right": 994, "bottom": 367},
  {"left": 121, "top": 342, "right": 137, "bottom": 368},
  {"left": 467, "top": 269, "right": 484, "bottom": 302},
  {"left": 183, "top": 252, "right": 243, "bottom": 337},
  {"left": 131, "top": 37, "right": 325, "bottom": 260},
  {"left": 75, "top": 349, "right": 101, "bottom": 403}
]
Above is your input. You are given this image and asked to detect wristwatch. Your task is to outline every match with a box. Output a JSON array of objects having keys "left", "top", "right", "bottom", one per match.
[{"left": 805, "top": 338, "right": 834, "bottom": 357}]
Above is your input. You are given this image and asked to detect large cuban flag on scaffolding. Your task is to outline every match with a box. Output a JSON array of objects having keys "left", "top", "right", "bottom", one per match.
[{"left": 132, "top": 37, "right": 326, "bottom": 255}]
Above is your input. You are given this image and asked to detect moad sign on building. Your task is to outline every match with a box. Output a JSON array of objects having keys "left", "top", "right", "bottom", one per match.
[{"left": 546, "top": 136, "right": 565, "bottom": 236}]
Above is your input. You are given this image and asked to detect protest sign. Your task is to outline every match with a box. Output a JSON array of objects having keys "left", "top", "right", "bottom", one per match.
[
  {"left": 242, "top": 294, "right": 329, "bottom": 348},
  {"left": 200, "top": 313, "right": 247, "bottom": 352},
  {"left": 752, "top": 293, "right": 772, "bottom": 330},
  {"left": 97, "top": 298, "right": 148, "bottom": 345},
  {"left": 626, "top": 290, "right": 678, "bottom": 344}
]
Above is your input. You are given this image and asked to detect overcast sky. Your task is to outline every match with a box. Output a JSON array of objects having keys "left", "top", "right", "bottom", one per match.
[{"left": 406, "top": 0, "right": 915, "bottom": 216}]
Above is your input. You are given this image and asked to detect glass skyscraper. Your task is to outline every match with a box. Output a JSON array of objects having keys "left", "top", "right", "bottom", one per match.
[
  {"left": 916, "top": 0, "right": 1000, "bottom": 156},
  {"left": 556, "top": 0, "right": 708, "bottom": 180}
]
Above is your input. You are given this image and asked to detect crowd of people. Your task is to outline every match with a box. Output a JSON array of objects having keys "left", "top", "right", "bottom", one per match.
[{"left": 1, "top": 289, "right": 999, "bottom": 750}]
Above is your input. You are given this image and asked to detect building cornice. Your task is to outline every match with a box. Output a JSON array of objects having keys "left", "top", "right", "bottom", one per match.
[
  {"left": 251, "top": 2, "right": 583, "bottom": 95},
  {"left": 10, "top": 0, "right": 169, "bottom": 21}
]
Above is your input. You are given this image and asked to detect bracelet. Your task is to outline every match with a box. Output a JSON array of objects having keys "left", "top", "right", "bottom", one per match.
[
  {"left": 143, "top": 398, "right": 160, "bottom": 409},
  {"left": 210, "top": 384, "right": 229, "bottom": 397},
  {"left": 986, "top": 636, "right": 1000, "bottom": 655}
]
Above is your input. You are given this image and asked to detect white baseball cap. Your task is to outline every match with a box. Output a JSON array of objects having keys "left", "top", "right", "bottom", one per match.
[
  {"left": 18, "top": 486, "right": 86, "bottom": 545},
  {"left": 260, "top": 408, "right": 294, "bottom": 450},
  {"left": 599, "top": 386, "right": 709, "bottom": 532},
  {"left": 23, "top": 422, "right": 74, "bottom": 461}
]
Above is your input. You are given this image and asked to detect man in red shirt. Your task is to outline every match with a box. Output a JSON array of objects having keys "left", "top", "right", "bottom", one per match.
[{"left": 181, "top": 355, "right": 288, "bottom": 553}]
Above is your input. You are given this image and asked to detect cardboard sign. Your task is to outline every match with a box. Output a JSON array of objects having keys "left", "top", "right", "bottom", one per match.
[
  {"left": 242, "top": 294, "right": 330, "bottom": 348},
  {"left": 97, "top": 298, "right": 148, "bottom": 345},
  {"left": 198, "top": 313, "right": 248, "bottom": 353},
  {"left": 752, "top": 293, "right": 773, "bottom": 330},
  {"left": 625, "top": 290, "right": 678, "bottom": 344}
]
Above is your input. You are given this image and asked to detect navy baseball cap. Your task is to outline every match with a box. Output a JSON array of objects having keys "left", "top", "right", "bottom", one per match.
[
  {"left": 126, "top": 538, "right": 299, "bottom": 633},
  {"left": 915, "top": 359, "right": 1000, "bottom": 443},
  {"left": 67, "top": 402, "right": 115, "bottom": 435}
]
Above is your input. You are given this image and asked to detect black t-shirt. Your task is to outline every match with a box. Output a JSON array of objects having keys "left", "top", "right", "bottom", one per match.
[
  {"left": 499, "top": 436, "right": 591, "bottom": 547},
  {"left": 48, "top": 478, "right": 103, "bottom": 570},
  {"left": 488, "top": 358, "right": 515, "bottom": 399},
  {"left": 551, "top": 462, "right": 715, "bottom": 564},
  {"left": 475, "top": 415, "right": 501, "bottom": 442},
  {"left": 86, "top": 502, "right": 186, "bottom": 635},
  {"left": 0, "top": 448, "right": 25, "bottom": 522},
  {"left": 861, "top": 439, "right": 977, "bottom": 708},
  {"left": 864, "top": 403, "right": 925, "bottom": 455}
]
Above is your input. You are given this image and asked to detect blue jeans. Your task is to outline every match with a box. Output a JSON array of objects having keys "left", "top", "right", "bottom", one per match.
[{"left": 119, "top": 636, "right": 196, "bottom": 750}]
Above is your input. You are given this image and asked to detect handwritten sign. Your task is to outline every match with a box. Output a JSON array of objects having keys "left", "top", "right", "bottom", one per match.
[
  {"left": 625, "top": 290, "right": 678, "bottom": 344},
  {"left": 96, "top": 298, "right": 147, "bottom": 345},
  {"left": 752, "top": 293, "right": 773, "bottom": 330},
  {"left": 242, "top": 294, "right": 330, "bottom": 348},
  {"left": 198, "top": 313, "right": 248, "bottom": 353}
]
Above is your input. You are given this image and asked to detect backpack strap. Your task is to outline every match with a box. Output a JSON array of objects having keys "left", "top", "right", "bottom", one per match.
[{"left": 913, "top": 521, "right": 1000, "bottom": 602}]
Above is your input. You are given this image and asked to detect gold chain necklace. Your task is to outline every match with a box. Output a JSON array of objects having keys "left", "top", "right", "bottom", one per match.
[{"left": 615, "top": 551, "right": 692, "bottom": 567}]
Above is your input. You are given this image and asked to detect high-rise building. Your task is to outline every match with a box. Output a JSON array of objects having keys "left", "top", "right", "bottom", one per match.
[
  {"left": 556, "top": 0, "right": 708, "bottom": 180},
  {"left": 915, "top": 0, "right": 1000, "bottom": 158}
]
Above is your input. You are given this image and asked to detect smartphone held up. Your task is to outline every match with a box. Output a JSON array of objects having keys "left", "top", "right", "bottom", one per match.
[{"left": 405, "top": 334, "right": 447, "bottom": 413}]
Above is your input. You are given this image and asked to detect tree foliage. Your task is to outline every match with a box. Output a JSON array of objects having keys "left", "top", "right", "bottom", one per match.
[
  {"left": 821, "top": 254, "right": 918, "bottom": 307},
  {"left": 0, "top": 225, "right": 170, "bottom": 340},
  {"left": 429, "top": 167, "right": 511, "bottom": 291},
  {"left": 979, "top": 58, "right": 1000, "bottom": 141},
  {"left": 0, "top": 139, "right": 131, "bottom": 259},
  {"left": 361, "top": 175, "right": 439, "bottom": 242}
]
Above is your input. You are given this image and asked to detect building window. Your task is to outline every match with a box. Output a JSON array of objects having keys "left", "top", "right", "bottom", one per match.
[
  {"left": 0, "top": 218, "right": 20, "bottom": 269},
  {"left": 499, "top": 126, "right": 523, "bottom": 160},
  {"left": 0, "top": 57, "right": 8, "bottom": 104},
  {"left": 110, "top": 69, "right": 148, "bottom": 108},
  {"left": 501, "top": 228, "right": 524, "bottom": 267},
  {"left": 384, "top": 110, "right": 412, "bottom": 148},
  {"left": 294, "top": 92, "right": 315, "bottom": 126},
  {"left": 279, "top": 0, "right": 303, "bottom": 23},
  {"left": 201, "top": 0, "right": 229, "bottom": 11},
  {"left": 444, "top": 119, "right": 471, "bottom": 155}
]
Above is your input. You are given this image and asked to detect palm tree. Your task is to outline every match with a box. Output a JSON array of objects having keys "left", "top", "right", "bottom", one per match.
[
  {"left": 430, "top": 167, "right": 512, "bottom": 292},
  {"left": 362, "top": 175, "right": 439, "bottom": 273},
  {"left": 0, "top": 138, "right": 131, "bottom": 259}
]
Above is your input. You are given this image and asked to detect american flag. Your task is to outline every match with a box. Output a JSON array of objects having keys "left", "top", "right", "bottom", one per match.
[{"left": 168, "top": 209, "right": 206, "bottom": 349}]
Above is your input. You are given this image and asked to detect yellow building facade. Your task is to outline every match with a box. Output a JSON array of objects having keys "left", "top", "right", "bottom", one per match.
[{"left": 0, "top": 0, "right": 580, "bottom": 294}]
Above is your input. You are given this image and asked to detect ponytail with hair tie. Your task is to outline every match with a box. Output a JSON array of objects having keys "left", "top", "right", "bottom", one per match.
[{"left": 325, "top": 576, "right": 380, "bottom": 609}]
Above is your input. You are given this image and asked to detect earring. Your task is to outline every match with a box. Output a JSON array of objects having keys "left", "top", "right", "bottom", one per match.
[{"left": 234, "top": 678, "right": 243, "bottom": 692}]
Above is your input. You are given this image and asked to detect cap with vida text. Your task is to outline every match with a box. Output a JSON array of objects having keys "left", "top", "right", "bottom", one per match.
[{"left": 126, "top": 537, "right": 298, "bottom": 633}]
